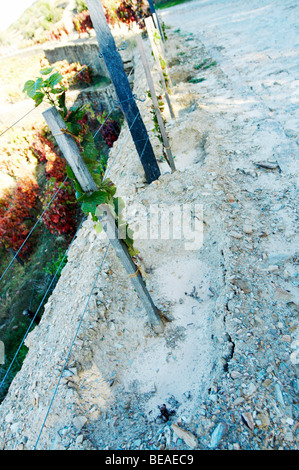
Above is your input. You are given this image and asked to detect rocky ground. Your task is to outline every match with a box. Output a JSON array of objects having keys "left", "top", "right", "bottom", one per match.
[{"left": 0, "top": 0, "right": 298, "bottom": 451}]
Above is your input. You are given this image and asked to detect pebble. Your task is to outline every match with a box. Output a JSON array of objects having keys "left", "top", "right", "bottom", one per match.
[
  {"left": 230, "top": 231, "right": 243, "bottom": 239},
  {"left": 274, "top": 383, "right": 285, "bottom": 408},
  {"left": 208, "top": 422, "right": 227, "bottom": 449},
  {"left": 73, "top": 415, "right": 87, "bottom": 431},
  {"left": 171, "top": 423, "right": 198, "bottom": 448},
  {"left": 243, "top": 224, "right": 254, "bottom": 234}
]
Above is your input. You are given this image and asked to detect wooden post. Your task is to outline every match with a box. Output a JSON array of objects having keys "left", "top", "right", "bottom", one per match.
[
  {"left": 43, "top": 107, "right": 98, "bottom": 194},
  {"left": 86, "top": 0, "right": 160, "bottom": 184},
  {"left": 97, "top": 204, "right": 164, "bottom": 333},
  {"left": 136, "top": 34, "right": 176, "bottom": 173},
  {"left": 43, "top": 106, "right": 164, "bottom": 333},
  {"left": 145, "top": 16, "right": 175, "bottom": 119}
]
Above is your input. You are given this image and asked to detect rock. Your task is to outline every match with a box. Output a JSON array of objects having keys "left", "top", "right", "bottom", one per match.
[
  {"left": 208, "top": 422, "right": 227, "bottom": 449},
  {"left": 267, "top": 265, "right": 279, "bottom": 272},
  {"left": 274, "top": 287, "right": 293, "bottom": 301},
  {"left": 245, "top": 383, "right": 256, "bottom": 397},
  {"left": 230, "top": 231, "right": 242, "bottom": 239},
  {"left": 274, "top": 383, "right": 285, "bottom": 408},
  {"left": 243, "top": 224, "right": 254, "bottom": 234},
  {"left": 254, "top": 161, "right": 280, "bottom": 170},
  {"left": 227, "top": 194, "right": 235, "bottom": 203},
  {"left": 256, "top": 412, "right": 270, "bottom": 430},
  {"left": 232, "top": 397, "right": 244, "bottom": 406},
  {"left": 76, "top": 434, "right": 84, "bottom": 445},
  {"left": 73, "top": 415, "right": 87, "bottom": 431},
  {"left": 168, "top": 180, "right": 184, "bottom": 194},
  {"left": 5, "top": 412, "right": 14, "bottom": 424},
  {"left": 241, "top": 412, "right": 254, "bottom": 431},
  {"left": 171, "top": 423, "right": 198, "bottom": 448}
]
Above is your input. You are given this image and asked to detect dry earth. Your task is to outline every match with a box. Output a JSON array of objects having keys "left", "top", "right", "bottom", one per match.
[{"left": 0, "top": 0, "right": 298, "bottom": 451}]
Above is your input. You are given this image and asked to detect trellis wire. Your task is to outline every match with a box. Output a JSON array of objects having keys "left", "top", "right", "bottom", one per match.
[
  {"left": 1, "top": 23, "right": 166, "bottom": 442},
  {"left": 34, "top": 241, "right": 111, "bottom": 450},
  {"left": 33, "top": 98, "right": 153, "bottom": 447},
  {"left": 0, "top": 220, "right": 84, "bottom": 392},
  {"left": 0, "top": 176, "right": 69, "bottom": 284},
  {"left": 0, "top": 56, "right": 100, "bottom": 139},
  {"left": 0, "top": 98, "right": 144, "bottom": 391},
  {"left": 0, "top": 67, "right": 137, "bottom": 282},
  {"left": 0, "top": 36, "right": 135, "bottom": 140}
]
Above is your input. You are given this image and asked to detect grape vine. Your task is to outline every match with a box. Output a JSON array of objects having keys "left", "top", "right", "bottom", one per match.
[{"left": 23, "top": 67, "right": 139, "bottom": 257}]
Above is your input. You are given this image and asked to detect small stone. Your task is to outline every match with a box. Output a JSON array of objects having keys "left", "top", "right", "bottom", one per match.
[
  {"left": 168, "top": 180, "right": 183, "bottom": 194},
  {"left": 245, "top": 383, "right": 256, "bottom": 397},
  {"left": 231, "top": 278, "right": 252, "bottom": 294},
  {"left": 281, "top": 335, "right": 291, "bottom": 342},
  {"left": 262, "top": 379, "right": 272, "bottom": 388},
  {"left": 243, "top": 224, "right": 254, "bottom": 234},
  {"left": 285, "top": 431, "right": 294, "bottom": 442},
  {"left": 133, "top": 438, "right": 142, "bottom": 447},
  {"left": 208, "top": 422, "right": 227, "bottom": 449},
  {"left": 5, "top": 412, "right": 14, "bottom": 423},
  {"left": 76, "top": 434, "right": 84, "bottom": 445},
  {"left": 256, "top": 412, "right": 270, "bottom": 430},
  {"left": 230, "top": 370, "right": 241, "bottom": 379},
  {"left": 73, "top": 415, "right": 87, "bottom": 431},
  {"left": 232, "top": 397, "right": 244, "bottom": 406},
  {"left": 274, "top": 383, "right": 285, "bottom": 408},
  {"left": 241, "top": 412, "right": 255, "bottom": 431},
  {"left": 267, "top": 265, "right": 279, "bottom": 272},
  {"left": 230, "top": 231, "right": 242, "bottom": 239},
  {"left": 171, "top": 423, "right": 198, "bottom": 448}
]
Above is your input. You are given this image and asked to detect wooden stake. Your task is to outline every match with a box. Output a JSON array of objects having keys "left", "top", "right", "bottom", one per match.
[
  {"left": 97, "top": 204, "right": 164, "bottom": 333},
  {"left": 86, "top": 0, "right": 160, "bottom": 184},
  {"left": 145, "top": 16, "right": 175, "bottom": 119},
  {"left": 43, "top": 107, "right": 98, "bottom": 194},
  {"left": 136, "top": 34, "right": 176, "bottom": 173}
]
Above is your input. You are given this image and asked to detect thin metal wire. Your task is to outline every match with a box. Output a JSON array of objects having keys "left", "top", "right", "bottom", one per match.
[
  {"left": 0, "top": 57, "right": 99, "bottom": 139},
  {"left": 0, "top": 176, "right": 69, "bottom": 284},
  {"left": 92, "top": 103, "right": 117, "bottom": 140},
  {"left": 0, "top": 221, "right": 83, "bottom": 392},
  {"left": 33, "top": 101, "right": 149, "bottom": 449},
  {"left": 34, "top": 241, "right": 110, "bottom": 450},
  {"left": 0, "top": 106, "right": 39, "bottom": 138}
]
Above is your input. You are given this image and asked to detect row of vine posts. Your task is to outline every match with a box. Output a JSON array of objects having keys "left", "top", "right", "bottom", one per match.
[{"left": 43, "top": 0, "right": 177, "bottom": 334}]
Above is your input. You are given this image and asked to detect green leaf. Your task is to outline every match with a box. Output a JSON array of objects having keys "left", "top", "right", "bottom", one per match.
[
  {"left": 66, "top": 165, "right": 76, "bottom": 180},
  {"left": 81, "top": 190, "right": 108, "bottom": 216},
  {"left": 22, "top": 79, "right": 35, "bottom": 95},
  {"left": 66, "top": 165, "right": 84, "bottom": 195},
  {"left": 48, "top": 71, "right": 63, "bottom": 87},
  {"left": 113, "top": 197, "right": 125, "bottom": 216},
  {"left": 40, "top": 66, "right": 54, "bottom": 75},
  {"left": 94, "top": 221, "right": 103, "bottom": 233},
  {"left": 81, "top": 201, "right": 97, "bottom": 216},
  {"left": 34, "top": 77, "right": 43, "bottom": 93},
  {"left": 23, "top": 78, "right": 42, "bottom": 98},
  {"left": 33, "top": 91, "right": 45, "bottom": 106},
  {"left": 81, "top": 132, "right": 98, "bottom": 160}
]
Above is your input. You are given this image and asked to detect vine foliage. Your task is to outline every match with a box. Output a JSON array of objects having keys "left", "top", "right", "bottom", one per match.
[{"left": 23, "top": 68, "right": 139, "bottom": 257}]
